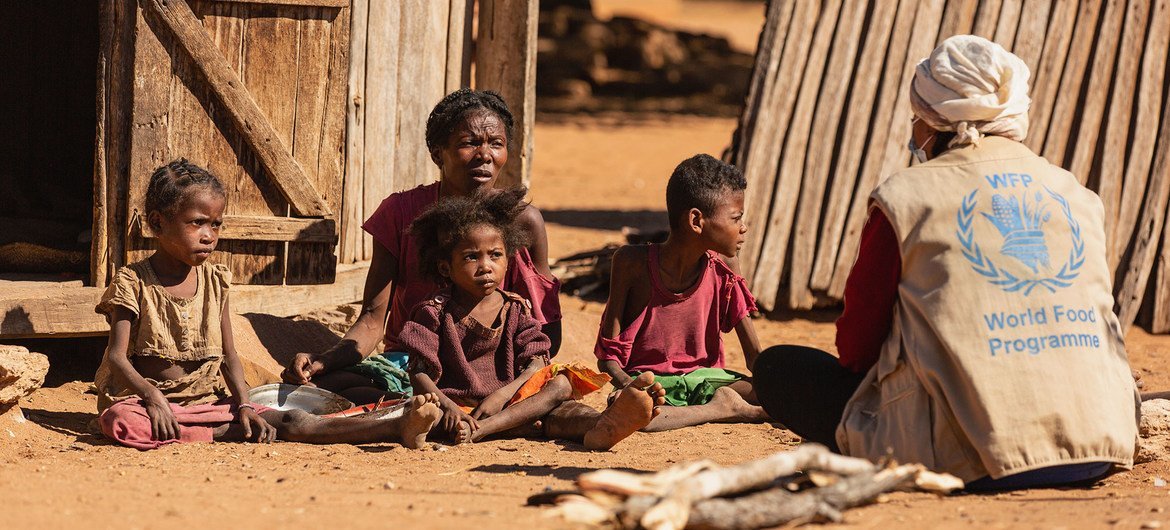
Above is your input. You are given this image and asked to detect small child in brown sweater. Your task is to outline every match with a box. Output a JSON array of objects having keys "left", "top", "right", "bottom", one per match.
[{"left": 404, "top": 188, "right": 666, "bottom": 448}]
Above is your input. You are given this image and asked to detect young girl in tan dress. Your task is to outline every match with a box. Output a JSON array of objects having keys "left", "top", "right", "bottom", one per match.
[{"left": 95, "top": 159, "right": 442, "bottom": 450}]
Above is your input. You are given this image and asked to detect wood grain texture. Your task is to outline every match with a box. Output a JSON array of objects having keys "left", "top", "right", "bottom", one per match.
[
  {"left": 1011, "top": 0, "right": 1052, "bottom": 79},
  {"left": 342, "top": 0, "right": 369, "bottom": 264},
  {"left": 446, "top": 0, "right": 474, "bottom": 93},
  {"left": 476, "top": 0, "right": 539, "bottom": 189},
  {"left": 993, "top": 0, "right": 1023, "bottom": 47},
  {"left": 394, "top": 0, "right": 438, "bottom": 192},
  {"left": 787, "top": 0, "right": 867, "bottom": 308},
  {"left": 810, "top": 0, "right": 899, "bottom": 290},
  {"left": 1098, "top": 0, "right": 1152, "bottom": 269},
  {"left": 136, "top": 214, "right": 338, "bottom": 243},
  {"left": 1066, "top": 0, "right": 1125, "bottom": 184},
  {"left": 93, "top": 0, "right": 115, "bottom": 288},
  {"left": 751, "top": 0, "right": 837, "bottom": 310},
  {"left": 829, "top": 0, "right": 920, "bottom": 297},
  {"left": 728, "top": 0, "right": 801, "bottom": 285},
  {"left": 213, "top": 0, "right": 349, "bottom": 6},
  {"left": 1109, "top": 0, "right": 1170, "bottom": 271},
  {"left": 362, "top": 0, "right": 400, "bottom": 259},
  {"left": 1024, "top": 0, "right": 1076, "bottom": 153},
  {"left": 144, "top": 0, "right": 331, "bottom": 217},
  {"left": 937, "top": 0, "right": 979, "bottom": 38},
  {"left": 971, "top": 0, "right": 1003, "bottom": 37},
  {"left": 1039, "top": 0, "right": 1102, "bottom": 166}
]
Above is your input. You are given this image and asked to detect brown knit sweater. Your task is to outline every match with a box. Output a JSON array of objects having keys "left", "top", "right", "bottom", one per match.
[{"left": 399, "top": 289, "right": 551, "bottom": 402}]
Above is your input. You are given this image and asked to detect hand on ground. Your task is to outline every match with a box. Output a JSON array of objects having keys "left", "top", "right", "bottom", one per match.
[{"left": 238, "top": 406, "right": 276, "bottom": 443}]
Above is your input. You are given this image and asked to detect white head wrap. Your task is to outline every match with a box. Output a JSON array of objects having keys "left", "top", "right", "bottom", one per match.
[{"left": 910, "top": 35, "right": 1031, "bottom": 147}]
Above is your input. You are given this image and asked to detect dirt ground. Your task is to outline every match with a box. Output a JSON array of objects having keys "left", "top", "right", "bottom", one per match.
[{"left": 3, "top": 115, "right": 1170, "bottom": 530}]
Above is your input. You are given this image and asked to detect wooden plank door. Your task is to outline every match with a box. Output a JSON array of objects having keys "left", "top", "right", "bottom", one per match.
[{"left": 119, "top": 0, "right": 348, "bottom": 285}]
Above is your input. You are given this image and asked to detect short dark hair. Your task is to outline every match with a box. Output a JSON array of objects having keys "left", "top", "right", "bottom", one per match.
[
  {"left": 144, "top": 158, "right": 226, "bottom": 222},
  {"left": 665, "top": 154, "right": 746, "bottom": 229},
  {"left": 425, "top": 88, "right": 515, "bottom": 153},
  {"left": 409, "top": 187, "right": 530, "bottom": 283}
]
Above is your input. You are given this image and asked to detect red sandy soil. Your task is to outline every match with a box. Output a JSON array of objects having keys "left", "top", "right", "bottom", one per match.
[{"left": 3, "top": 115, "right": 1169, "bottom": 529}]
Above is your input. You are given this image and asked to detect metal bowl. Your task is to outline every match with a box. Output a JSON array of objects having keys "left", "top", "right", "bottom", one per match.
[{"left": 247, "top": 383, "right": 355, "bottom": 415}]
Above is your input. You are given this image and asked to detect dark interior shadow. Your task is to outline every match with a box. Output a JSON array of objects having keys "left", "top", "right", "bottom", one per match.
[
  {"left": 541, "top": 208, "right": 667, "bottom": 232},
  {"left": 469, "top": 463, "right": 644, "bottom": 481}
]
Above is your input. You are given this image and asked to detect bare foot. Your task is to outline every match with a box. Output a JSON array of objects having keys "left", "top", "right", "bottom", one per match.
[
  {"left": 709, "top": 386, "right": 769, "bottom": 422},
  {"left": 454, "top": 420, "right": 476, "bottom": 445},
  {"left": 584, "top": 373, "right": 662, "bottom": 451},
  {"left": 400, "top": 394, "right": 442, "bottom": 449}
]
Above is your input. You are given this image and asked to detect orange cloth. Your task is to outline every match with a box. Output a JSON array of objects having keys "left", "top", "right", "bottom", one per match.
[{"left": 456, "top": 362, "right": 609, "bottom": 413}]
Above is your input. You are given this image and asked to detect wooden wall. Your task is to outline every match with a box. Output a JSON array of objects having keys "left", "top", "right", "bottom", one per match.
[
  {"left": 341, "top": 0, "right": 538, "bottom": 265},
  {"left": 730, "top": 0, "right": 1170, "bottom": 332}
]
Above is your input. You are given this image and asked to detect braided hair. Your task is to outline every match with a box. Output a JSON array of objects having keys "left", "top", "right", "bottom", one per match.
[
  {"left": 144, "top": 158, "right": 226, "bottom": 227},
  {"left": 409, "top": 187, "right": 530, "bottom": 283},
  {"left": 425, "top": 88, "right": 515, "bottom": 153}
]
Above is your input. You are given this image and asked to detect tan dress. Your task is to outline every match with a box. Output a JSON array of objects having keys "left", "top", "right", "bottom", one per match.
[{"left": 93, "top": 259, "right": 232, "bottom": 412}]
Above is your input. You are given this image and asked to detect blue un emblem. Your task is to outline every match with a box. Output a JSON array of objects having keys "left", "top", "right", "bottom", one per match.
[{"left": 956, "top": 185, "right": 1084, "bottom": 295}]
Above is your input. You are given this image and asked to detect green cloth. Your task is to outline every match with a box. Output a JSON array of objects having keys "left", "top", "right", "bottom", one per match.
[
  {"left": 644, "top": 368, "right": 746, "bottom": 406},
  {"left": 341, "top": 351, "right": 412, "bottom": 396}
]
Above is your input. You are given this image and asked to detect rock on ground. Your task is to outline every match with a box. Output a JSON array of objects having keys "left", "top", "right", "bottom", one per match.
[
  {"left": 1138, "top": 399, "right": 1170, "bottom": 463},
  {"left": 0, "top": 345, "right": 49, "bottom": 406}
]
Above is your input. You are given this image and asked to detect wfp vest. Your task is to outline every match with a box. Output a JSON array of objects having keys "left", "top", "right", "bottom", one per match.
[{"left": 836, "top": 136, "right": 1138, "bottom": 481}]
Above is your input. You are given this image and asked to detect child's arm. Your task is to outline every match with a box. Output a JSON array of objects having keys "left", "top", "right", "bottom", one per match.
[
  {"left": 473, "top": 357, "right": 548, "bottom": 420},
  {"left": 219, "top": 297, "right": 276, "bottom": 443},
  {"left": 284, "top": 244, "right": 398, "bottom": 383},
  {"left": 596, "top": 247, "right": 639, "bottom": 390},
  {"left": 734, "top": 316, "right": 763, "bottom": 372},
  {"left": 410, "top": 371, "right": 479, "bottom": 436},
  {"left": 103, "top": 307, "right": 181, "bottom": 441}
]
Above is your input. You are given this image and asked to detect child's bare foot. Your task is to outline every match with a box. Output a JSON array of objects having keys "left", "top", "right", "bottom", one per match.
[
  {"left": 708, "top": 386, "right": 769, "bottom": 422},
  {"left": 454, "top": 420, "right": 476, "bottom": 445},
  {"left": 584, "top": 373, "right": 664, "bottom": 451},
  {"left": 400, "top": 394, "right": 442, "bottom": 449}
]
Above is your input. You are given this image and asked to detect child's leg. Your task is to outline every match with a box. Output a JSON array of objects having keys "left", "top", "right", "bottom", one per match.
[
  {"left": 541, "top": 372, "right": 667, "bottom": 450},
  {"left": 217, "top": 394, "right": 442, "bottom": 449},
  {"left": 458, "top": 374, "right": 575, "bottom": 443},
  {"left": 311, "top": 371, "right": 399, "bottom": 406},
  {"left": 641, "top": 382, "right": 769, "bottom": 432}
]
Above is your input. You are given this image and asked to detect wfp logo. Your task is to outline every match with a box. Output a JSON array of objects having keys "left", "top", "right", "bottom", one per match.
[{"left": 956, "top": 185, "right": 1084, "bottom": 295}]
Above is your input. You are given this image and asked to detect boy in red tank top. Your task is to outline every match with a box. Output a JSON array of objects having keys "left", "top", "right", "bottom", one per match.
[{"left": 595, "top": 154, "right": 770, "bottom": 431}]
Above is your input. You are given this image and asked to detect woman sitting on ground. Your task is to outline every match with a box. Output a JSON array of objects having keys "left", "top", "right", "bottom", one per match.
[{"left": 753, "top": 35, "right": 1139, "bottom": 490}]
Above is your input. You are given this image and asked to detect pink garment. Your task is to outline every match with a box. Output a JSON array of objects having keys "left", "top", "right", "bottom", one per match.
[
  {"left": 400, "top": 289, "right": 551, "bottom": 402},
  {"left": 362, "top": 183, "right": 562, "bottom": 350},
  {"left": 99, "top": 397, "right": 271, "bottom": 450},
  {"left": 594, "top": 244, "right": 757, "bottom": 374}
]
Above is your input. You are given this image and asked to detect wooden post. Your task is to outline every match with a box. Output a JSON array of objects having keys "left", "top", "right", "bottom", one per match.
[
  {"left": 1039, "top": 0, "right": 1102, "bottom": 167},
  {"left": 475, "top": 0, "right": 539, "bottom": 189},
  {"left": 446, "top": 0, "right": 474, "bottom": 93},
  {"left": 1023, "top": 0, "right": 1076, "bottom": 154},
  {"left": 342, "top": 0, "right": 369, "bottom": 264},
  {"left": 362, "top": 0, "right": 400, "bottom": 259},
  {"left": 92, "top": 0, "right": 114, "bottom": 288}
]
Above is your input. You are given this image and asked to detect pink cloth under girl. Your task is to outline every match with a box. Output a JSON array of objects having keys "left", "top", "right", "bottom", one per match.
[
  {"left": 400, "top": 289, "right": 551, "bottom": 403},
  {"left": 594, "top": 245, "right": 757, "bottom": 374},
  {"left": 362, "top": 182, "right": 562, "bottom": 350},
  {"left": 99, "top": 397, "right": 272, "bottom": 450}
]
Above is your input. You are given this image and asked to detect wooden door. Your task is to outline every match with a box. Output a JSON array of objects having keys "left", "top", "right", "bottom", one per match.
[{"left": 116, "top": 0, "right": 349, "bottom": 285}]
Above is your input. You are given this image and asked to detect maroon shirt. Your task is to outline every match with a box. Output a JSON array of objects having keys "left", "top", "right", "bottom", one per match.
[
  {"left": 399, "top": 290, "right": 551, "bottom": 402},
  {"left": 594, "top": 244, "right": 757, "bottom": 374},
  {"left": 362, "top": 182, "right": 562, "bottom": 350},
  {"left": 835, "top": 208, "right": 901, "bottom": 373}
]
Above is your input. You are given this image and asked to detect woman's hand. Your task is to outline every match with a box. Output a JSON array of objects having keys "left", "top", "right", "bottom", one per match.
[
  {"left": 238, "top": 406, "right": 276, "bottom": 443},
  {"left": 471, "top": 394, "right": 508, "bottom": 420},
  {"left": 144, "top": 396, "right": 181, "bottom": 441},
  {"left": 282, "top": 353, "right": 325, "bottom": 385},
  {"left": 439, "top": 400, "right": 478, "bottom": 436}
]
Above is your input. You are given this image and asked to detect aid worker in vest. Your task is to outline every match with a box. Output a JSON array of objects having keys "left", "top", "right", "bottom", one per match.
[{"left": 752, "top": 35, "right": 1139, "bottom": 490}]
